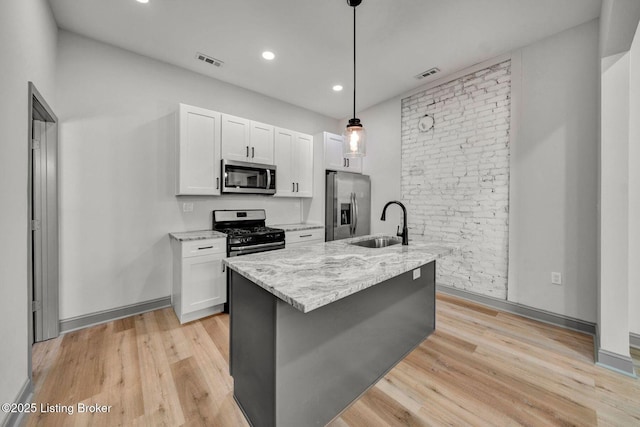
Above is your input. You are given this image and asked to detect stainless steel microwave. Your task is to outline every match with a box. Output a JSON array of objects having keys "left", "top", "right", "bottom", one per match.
[{"left": 221, "top": 159, "right": 277, "bottom": 195}]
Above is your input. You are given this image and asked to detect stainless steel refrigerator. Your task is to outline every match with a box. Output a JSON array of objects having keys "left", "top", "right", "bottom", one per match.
[{"left": 325, "top": 171, "right": 371, "bottom": 241}]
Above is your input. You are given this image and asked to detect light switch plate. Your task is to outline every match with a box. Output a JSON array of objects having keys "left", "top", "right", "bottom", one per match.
[
  {"left": 183, "top": 203, "right": 194, "bottom": 213},
  {"left": 551, "top": 272, "right": 562, "bottom": 285},
  {"left": 413, "top": 268, "right": 421, "bottom": 280}
]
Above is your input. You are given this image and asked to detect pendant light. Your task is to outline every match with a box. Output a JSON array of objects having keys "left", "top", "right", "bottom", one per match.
[{"left": 343, "top": 0, "right": 366, "bottom": 157}]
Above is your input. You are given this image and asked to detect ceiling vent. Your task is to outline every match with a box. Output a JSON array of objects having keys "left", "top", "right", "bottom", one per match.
[
  {"left": 415, "top": 67, "right": 440, "bottom": 80},
  {"left": 196, "top": 52, "right": 224, "bottom": 67}
]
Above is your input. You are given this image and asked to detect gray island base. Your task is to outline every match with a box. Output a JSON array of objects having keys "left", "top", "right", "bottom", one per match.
[{"left": 229, "top": 261, "right": 435, "bottom": 427}]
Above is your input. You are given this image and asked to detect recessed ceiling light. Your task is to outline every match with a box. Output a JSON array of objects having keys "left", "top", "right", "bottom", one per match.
[
  {"left": 262, "top": 51, "right": 275, "bottom": 61},
  {"left": 333, "top": 85, "right": 343, "bottom": 92},
  {"left": 136, "top": 0, "right": 149, "bottom": 3}
]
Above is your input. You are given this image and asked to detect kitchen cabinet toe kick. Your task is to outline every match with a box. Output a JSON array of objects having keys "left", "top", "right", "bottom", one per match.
[{"left": 229, "top": 261, "right": 436, "bottom": 427}]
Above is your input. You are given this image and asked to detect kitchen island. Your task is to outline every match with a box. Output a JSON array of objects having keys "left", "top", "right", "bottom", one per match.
[{"left": 223, "top": 235, "right": 452, "bottom": 427}]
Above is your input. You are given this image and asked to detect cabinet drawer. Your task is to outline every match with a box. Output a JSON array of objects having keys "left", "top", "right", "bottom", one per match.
[
  {"left": 285, "top": 228, "right": 324, "bottom": 245},
  {"left": 182, "top": 239, "right": 226, "bottom": 257}
]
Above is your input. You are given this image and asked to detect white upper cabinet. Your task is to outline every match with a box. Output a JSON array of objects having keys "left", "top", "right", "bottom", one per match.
[
  {"left": 221, "top": 114, "right": 250, "bottom": 162},
  {"left": 274, "top": 128, "right": 295, "bottom": 196},
  {"left": 176, "top": 104, "right": 222, "bottom": 195},
  {"left": 250, "top": 121, "right": 276, "bottom": 164},
  {"left": 295, "top": 133, "right": 314, "bottom": 197},
  {"left": 322, "top": 132, "right": 362, "bottom": 174},
  {"left": 274, "top": 127, "right": 314, "bottom": 198},
  {"left": 221, "top": 114, "right": 274, "bottom": 165}
]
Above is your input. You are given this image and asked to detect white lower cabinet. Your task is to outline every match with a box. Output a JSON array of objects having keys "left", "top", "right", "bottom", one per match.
[
  {"left": 171, "top": 238, "right": 227, "bottom": 324},
  {"left": 285, "top": 228, "right": 325, "bottom": 248}
]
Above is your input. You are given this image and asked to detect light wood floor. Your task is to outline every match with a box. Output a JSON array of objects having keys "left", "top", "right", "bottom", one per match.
[{"left": 26, "top": 294, "right": 639, "bottom": 426}]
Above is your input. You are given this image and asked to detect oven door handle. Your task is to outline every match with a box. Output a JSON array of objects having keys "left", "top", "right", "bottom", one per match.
[{"left": 231, "top": 241, "right": 285, "bottom": 252}]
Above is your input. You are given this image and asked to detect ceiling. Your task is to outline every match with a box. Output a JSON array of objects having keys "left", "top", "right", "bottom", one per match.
[{"left": 48, "top": 0, "right": 602, "bottom": 119}]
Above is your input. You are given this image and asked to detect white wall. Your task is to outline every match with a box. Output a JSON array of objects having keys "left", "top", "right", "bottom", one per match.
[
  {"left": 355, "top": 20, "right": 599, "bottom": 322},
  {"left": 0, "top": 0, "right": 57, "bottom": 421},
  {"left": 338, "top": 101, "right": 403, "bottom": 236},
  {"left": 56, "top": 31, "right": 337, "bottom": 320},
  {"left": 508, "top": 20, "right": 599, "bottom": 322},
  {"left": 599, "top": 51, "right": 631, "bottom": 355},
  {"left": 628, "top": 19, "right": 640, "bottom": 337}
]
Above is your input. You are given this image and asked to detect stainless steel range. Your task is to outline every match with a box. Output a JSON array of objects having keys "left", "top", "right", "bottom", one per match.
[{"left": 212, "top": 209, "right": 285, "bottom": 257}]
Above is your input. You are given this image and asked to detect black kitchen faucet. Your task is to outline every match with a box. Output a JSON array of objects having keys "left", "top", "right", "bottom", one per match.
[{"left": 380, "top": 201, "right": 409, "bottom": 245}]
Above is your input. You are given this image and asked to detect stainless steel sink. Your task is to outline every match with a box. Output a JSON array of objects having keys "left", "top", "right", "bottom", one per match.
[{"left": 350, "top": 236, "right": 402, "bottom": 248}]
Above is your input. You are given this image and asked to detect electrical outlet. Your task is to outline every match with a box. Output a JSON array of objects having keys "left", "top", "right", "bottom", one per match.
[
  {"left": 551, "top": 272, "right": 562, "bottom": 285},
  {"left": 182, "top": 203, "right": 194, "bottom": 213},
  {"left": 413, "top": 268, "right": 421, "bottom": 280}
]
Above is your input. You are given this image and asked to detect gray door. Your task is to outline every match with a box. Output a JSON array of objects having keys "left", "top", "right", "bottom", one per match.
[{"left": 29, "top": 84, "right": 59, "bottom": 344}]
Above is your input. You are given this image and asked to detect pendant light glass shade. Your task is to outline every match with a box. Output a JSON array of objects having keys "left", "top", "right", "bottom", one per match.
[
  {"left": 343, "top": 118, "right": 366, "bottom": 157},
  {"left": 344, "top": 0, "right": 366, "bottom": 158}
]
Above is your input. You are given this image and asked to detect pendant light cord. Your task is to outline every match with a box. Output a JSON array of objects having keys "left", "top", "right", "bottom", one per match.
[{"left": 353, "top": 4, "right": 356, "bottom": 119}]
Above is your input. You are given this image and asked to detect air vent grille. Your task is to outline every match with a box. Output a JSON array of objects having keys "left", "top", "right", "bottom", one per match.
[
  {"left": 415, "top": 67, "right": 440, "bottom": 80},
  {"left": 196, "top": 52, "right": 224, "bottom": 67}
]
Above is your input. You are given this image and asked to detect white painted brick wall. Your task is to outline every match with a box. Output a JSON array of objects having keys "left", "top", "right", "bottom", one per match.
[{"left": 401, "top": 60, "right": 511, "bottom": 298}]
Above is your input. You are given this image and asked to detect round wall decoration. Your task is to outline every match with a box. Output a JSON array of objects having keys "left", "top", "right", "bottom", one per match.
[{"left": 418, "top": 114, "right": 435, "bottom": 132}]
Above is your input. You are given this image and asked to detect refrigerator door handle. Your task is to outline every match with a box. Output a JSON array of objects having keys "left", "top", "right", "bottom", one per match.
[
  {"left": 350, "top": 192, "right": 356, "bottom": 236},
  {"left": 353, "top": 192, "right": 359, "bottom": 234},
  {"left": 349, "top": 193, "right": 353, "bottom": 237}
]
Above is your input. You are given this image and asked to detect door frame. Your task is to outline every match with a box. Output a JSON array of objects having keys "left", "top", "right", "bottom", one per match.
[{"left": 27, "top": 82, "right": 58, "bottom": 379}]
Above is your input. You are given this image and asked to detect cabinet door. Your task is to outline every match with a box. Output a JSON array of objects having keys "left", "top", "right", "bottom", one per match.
[
  {"left": 182, "top": 254, "right": 226, "bottom": 313},
  {"left": 294, "top": 133, "right": 314, "bottom": 197},
  {"left": 324, "top": 132, "right": 347, "bottom": 172},
  {"left": 221, "top": 114, "right": 251, "bottom": 162},
  {"left": 274, "top": 127, "right": 295, "bottom": 197},
  {"left": 250, "top": 121, "right": 275, "bottom": 165},
  {"left": 285, "top": 228, "right": 324, "bottom": 247},
  {"left": 177, "top": 104, "right": 221, "bottom": 195},
  {"left": 345, "top": 156, "right": 363, "bottom": 174}
]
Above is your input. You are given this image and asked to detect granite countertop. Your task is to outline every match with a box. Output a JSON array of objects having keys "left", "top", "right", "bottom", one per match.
[
  {"left": 223, "top": 234, "right": 453, "bottom": 313},
  {"left": 169, "top": 230, "right": 227, "bottom": 241},
  {"left": 269, "top": 222, "right": 325, "bottom": 232}
]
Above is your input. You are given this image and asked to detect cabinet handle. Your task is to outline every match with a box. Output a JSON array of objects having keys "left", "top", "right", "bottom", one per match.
[
  {"left": 246, "top": 146, "right": 249, "bottom": 157},
  {"left": 347, "top": 158, "right": 350, "bottom": 167},
  {"left": 222, "top": 263, "right": 226, "bottom": 273},
  {"left": 216, "top": 177, "right": 219, "bottom": 190},
  {"left": 296, "top": 182, "right": 299, "bottom": 192},
  {"left": 343, "top": 158, "right": 346, "bottom": 167},
  {"left": 251, "top": 147, "right": 255, "bottom": 158},
  {"left": 198, "top": 246, "right": 213, "bottom": 250},
  {"left": 300, "top": 234, "right": 312, "bottom": 238},
  {"left": 292, "top": 182, "right": 295, "bottom": 192}
]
